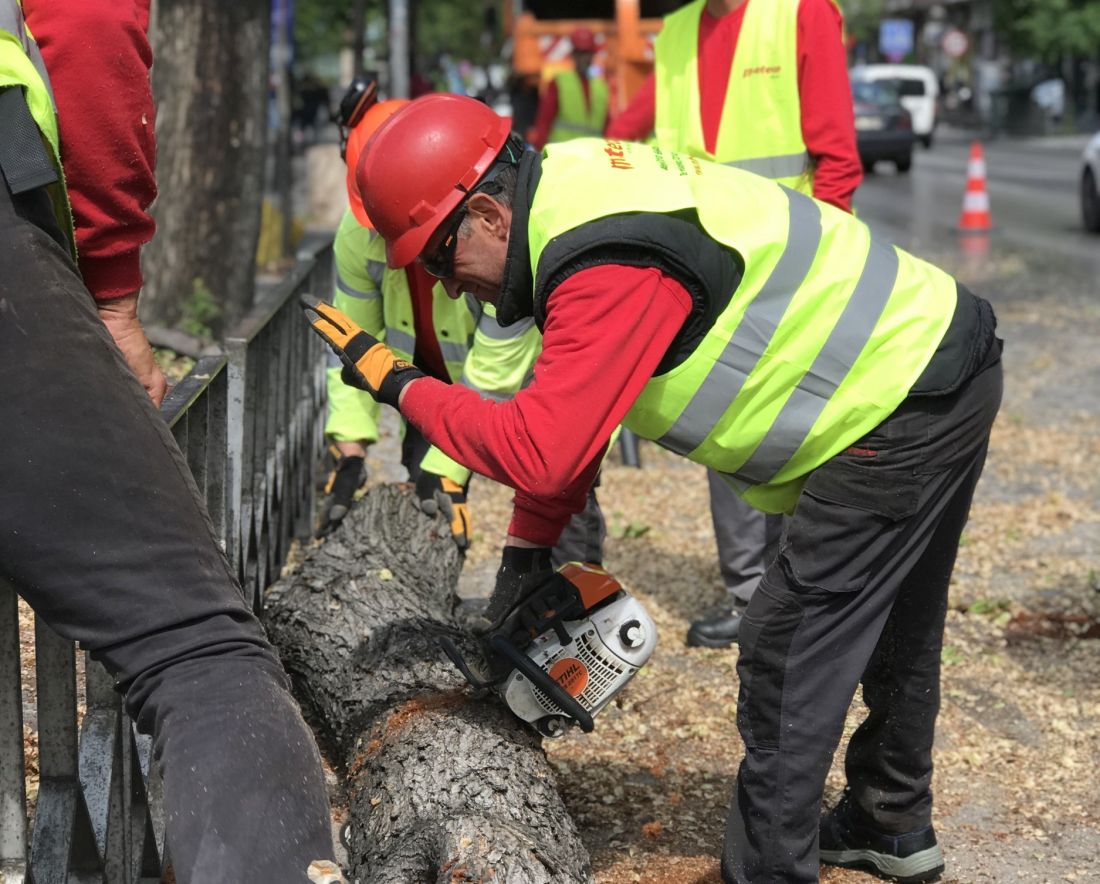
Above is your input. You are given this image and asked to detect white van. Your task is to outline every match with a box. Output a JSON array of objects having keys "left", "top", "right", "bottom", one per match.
[{"left": 850, "top": 64, "right": 939, "bottom": 147}]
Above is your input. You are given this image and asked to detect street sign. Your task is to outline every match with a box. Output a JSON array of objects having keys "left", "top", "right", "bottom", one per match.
[
  {"left": 879, "top": 19, "right": 914, "bottom": 62},
  {"left": 942, "top": 28, "right": 970, "bottom": 59}
]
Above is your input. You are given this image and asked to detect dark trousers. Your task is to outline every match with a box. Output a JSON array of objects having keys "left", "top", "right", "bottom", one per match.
[
  {"left": 0, "top": 181, "right": 334, "bottom": 881},
  {"left": 722, "top": 356, "right": 1003, "bottom": 883},
  {"left": 405, "top": 422, "right": 607, "bottom": 565}
]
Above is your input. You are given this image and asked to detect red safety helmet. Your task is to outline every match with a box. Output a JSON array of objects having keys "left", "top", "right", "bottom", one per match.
[
  {"left": 344, "top": 98, "right": 409, "bottom": 229},
  {"left": 570, "top": 27, "right": 597, "bottom": 53},
  {"left": 355, "top": 93, "right": 512, "bottom": 267}
]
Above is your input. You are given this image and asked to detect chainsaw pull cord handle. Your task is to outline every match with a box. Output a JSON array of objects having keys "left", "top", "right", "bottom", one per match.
[{"left": 488, "top": 633, "right": 595, "bottom": 733}]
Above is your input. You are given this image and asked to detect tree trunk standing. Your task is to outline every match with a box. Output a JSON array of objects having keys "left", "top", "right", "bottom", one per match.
[
  {"left": 264, "top": 486, "right": 593, "bottom": 883},
  {"left": 142, "top": 0, "right": 271, "bottom": 335}
]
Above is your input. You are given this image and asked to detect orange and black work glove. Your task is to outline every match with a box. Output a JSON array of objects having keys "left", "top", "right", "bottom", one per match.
[
  {"left": 300, "top": 296, "right": 424, "bottom": 408},
  {"left": 415, "top": 472, "right": 472, "bottom": 551}
]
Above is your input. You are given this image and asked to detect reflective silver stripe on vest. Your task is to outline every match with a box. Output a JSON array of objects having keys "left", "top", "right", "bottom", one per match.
[
  {"left": 1, "top": 0, "right": 55, "bottom": 105},
  {"left": 725, "top": 151, "right": 809, "bottom": 180},
  {"left": 733, "top": 239, "right": 900, "bottom": 485},
  {"left": 657, "top": 186, "right": 822, "bottom": 456},
  {"left": 477, "top": 313, "right": 535, "bottom": 340},
  {"left": 387, "top": 328, "right": 416, "bottom": 355},
  {"left": 387, "top": 328, "right": 468, "bottom": 365},
  {"left": 459, "top": 372, "right": 510, "bottom": 401},
  {"left": 366, "top": 259, "right": 385, "bottom": 289},
  {"left": 439, "top": 339, "right": 469, "bottom": 363},
  {"left": 336, "top": 270, "right": 377, "bottom": 300}
]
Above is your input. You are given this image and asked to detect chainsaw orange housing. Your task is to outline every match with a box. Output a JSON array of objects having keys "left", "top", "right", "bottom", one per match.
[{"left": 557, "top": 562, "right": 622, "bottom": 611}]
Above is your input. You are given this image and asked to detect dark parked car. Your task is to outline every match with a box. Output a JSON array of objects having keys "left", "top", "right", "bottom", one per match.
[{"left": 851, "top": 79, "right": 915, "bottom": 174}]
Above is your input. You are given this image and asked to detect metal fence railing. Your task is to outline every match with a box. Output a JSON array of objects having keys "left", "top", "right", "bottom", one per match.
[{"left": 0, "top": 239, "right": 332, "bottom": 883}]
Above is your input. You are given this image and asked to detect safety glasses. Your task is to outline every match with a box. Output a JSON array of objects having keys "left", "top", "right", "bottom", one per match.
[
  {"left": 417, "top": 177, "right": 508, "bottom": 279},
  {"left": 419, "top": 204, "right": 469, "bottom": 279}
]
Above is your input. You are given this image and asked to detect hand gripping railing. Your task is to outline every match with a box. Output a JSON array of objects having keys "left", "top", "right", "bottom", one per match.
[{"left": 0, "top": 238, "right": 333, "bottom": 883}]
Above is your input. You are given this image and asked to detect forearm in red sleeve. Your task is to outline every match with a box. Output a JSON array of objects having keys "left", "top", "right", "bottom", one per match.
[
  {"left": 798, "top": 0, "right": 861, "bottom": 212},
  {"left": 605, "top": 73, "right": 656, "bottom": 141},
  {"left": 528, "top": 81, "right": 559, "bottom": 151},
  {"left": 401, "top": 264, "right": 692, "bottom": 544},
  {"left": 509, "top": 450, "right": 605, "bottom": 546},
  {"left": 28, "top": 0, "right": 157, "bottom": 299}
]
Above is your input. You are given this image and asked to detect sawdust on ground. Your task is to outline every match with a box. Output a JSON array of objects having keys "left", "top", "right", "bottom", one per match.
[{"left": 455, "top": 256, "right": 1100, "bottom": 882}]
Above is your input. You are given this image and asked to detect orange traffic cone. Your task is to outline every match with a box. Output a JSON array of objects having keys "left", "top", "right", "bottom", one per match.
[{"left": 958, "top": 141, "right": 992, "bottom": 233}]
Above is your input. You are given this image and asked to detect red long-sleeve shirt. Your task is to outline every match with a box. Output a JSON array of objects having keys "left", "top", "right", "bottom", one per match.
[
  {"left": 605, "top": 0, "right": 860, "bottom": 212},
  {"left": 25, "top": 0, "right": 158, "bottom": 300},
  {"left": 402, "top": 264, "right": 693, "bottom": 545}
]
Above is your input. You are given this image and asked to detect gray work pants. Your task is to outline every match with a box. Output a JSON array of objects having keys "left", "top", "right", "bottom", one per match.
[
  {"left": 707, "top": 471, "right": 784, "bottom": 605},
  {"left": 404, "top": 425, "right": 606, "bottom": 566},
  {"left": 552, "top": 486, "right": 607, "bottom": 566}
]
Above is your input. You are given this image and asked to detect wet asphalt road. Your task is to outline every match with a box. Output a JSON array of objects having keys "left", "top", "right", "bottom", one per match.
[
  {"left": 854, "top": 125, "right": 1100, "bottom": 274},
  {"left": 855, "top": 126, "right": 1100, "bottom": 430}
]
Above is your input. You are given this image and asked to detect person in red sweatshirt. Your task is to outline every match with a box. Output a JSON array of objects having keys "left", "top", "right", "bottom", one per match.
[
  {"left": 2, "top": 2, "right": 335, "bottom": 880},
  {"left": 608, "top": 0, "right": 863, "bottom": 649},
  {"left": 305, "top": 95, "right": 1001, "bottom": 883}
]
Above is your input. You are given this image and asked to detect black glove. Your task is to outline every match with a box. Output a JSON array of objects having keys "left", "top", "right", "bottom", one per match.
[
  {"left": 300, "top": 297, "right": 424, "bottom": 407},
  {"left": 317, "top": 454, "right": 366, "bottom": 537},
  {"left": 415, "top": 471, "right": 472, "bottom": 551},
  {"left": 481, "top": 546, "right": 555, "bottom": 632}
]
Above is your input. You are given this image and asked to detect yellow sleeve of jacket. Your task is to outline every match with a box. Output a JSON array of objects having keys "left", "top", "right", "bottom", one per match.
[
  {"left": 324, "top": 210, "right": 386, "bottom": 443},
  {"left": 417, "top": 303, "right": 543, "bottom": 484}
]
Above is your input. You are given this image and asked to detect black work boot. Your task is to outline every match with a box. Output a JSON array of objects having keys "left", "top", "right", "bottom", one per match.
[
  {"left": 685, "top": 598, "right": 748, "bottom": 648},
  {"left": 819, "top": 794, "right": 945, "bottom": 883}
]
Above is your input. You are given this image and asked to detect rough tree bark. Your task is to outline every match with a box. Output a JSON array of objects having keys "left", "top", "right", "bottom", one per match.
[
  {"left": 264, "top": 485, "right": 593, "bottom": 884},
  {"left": 141, "top": 0, "right": 270, "bottom": 334}
]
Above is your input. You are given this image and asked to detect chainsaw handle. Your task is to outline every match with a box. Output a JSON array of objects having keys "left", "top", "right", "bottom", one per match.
[
  {"left": 437, "top": 635, "right": 495, "bottom": 689},
  {"left": 488, "top": 633, "right": 595, "bottom": 733}
]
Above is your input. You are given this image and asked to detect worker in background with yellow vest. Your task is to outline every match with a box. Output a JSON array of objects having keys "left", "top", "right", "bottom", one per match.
[
  {"left": 526, "top": 27, "right": 609, "bottom": 151},
  {"left": 304, "top": 96, "right": 1002, "bottom": 884},
  {"left": 608, "top": 0, "right": 863, "bottom": 650},
  {"left": 323, "top": 89, "right": 607, "bottom": 566},
  {"left": 1, "top": 1, "right": 336, "bottom": 880}
]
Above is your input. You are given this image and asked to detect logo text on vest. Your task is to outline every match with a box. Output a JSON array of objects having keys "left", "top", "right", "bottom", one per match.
[
  {"left": 742, "top": 65, "right": 781, "bottom": 78},
  {"left": 604, "top": 140, "right": 633, "bottom": 170}
]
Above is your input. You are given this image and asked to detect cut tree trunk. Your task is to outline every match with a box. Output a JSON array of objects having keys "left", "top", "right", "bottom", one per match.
[{"left": 264, "top": 485, "right": 592, "bottom": 884}]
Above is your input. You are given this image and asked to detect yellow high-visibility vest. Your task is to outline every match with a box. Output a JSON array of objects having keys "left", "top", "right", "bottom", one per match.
[
  {"left": 527, "top": 139, "right": 957, "bottom": 513},
  {"left": 548, "top": 69, "right": 609, "bottom": 143},
  {"left": 326, "top": 210, "right": 542, "bottom": 483},
  {"left": 654, "top": 0, "right": 835, "bottom": 193},
  {"left": 0, "top": 0, "right": 75, "bottom": 252}
]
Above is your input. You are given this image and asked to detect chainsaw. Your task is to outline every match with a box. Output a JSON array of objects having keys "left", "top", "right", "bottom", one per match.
[{"left": 440, "top": 562, "right": 657, "bottom": 738}]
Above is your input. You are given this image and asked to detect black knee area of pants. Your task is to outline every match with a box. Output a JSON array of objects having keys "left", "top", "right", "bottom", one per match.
[{"left": 736, "top": 580, "right": 806, "bottom": 750}]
